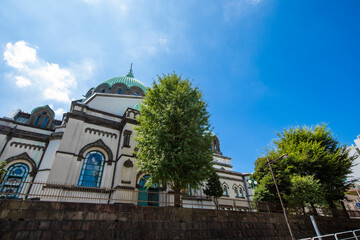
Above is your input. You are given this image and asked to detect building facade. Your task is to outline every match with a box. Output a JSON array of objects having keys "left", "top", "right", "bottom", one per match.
[{"left": 0, "top": 67, "right": 252, "bottom": 210}]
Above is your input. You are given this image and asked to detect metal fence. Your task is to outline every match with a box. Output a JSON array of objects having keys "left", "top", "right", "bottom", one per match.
[
  {"left": 300, "top": 229, "right": 360, "bottom": 240},
  {"left": 251, "top": 201, "right": 360, "bottom": 218},
  {"left": 1, "top": 179, "right": 360, "bottom": 218},
  {"left": 0, "top": 179, "right": 250, "bottom": 209}
]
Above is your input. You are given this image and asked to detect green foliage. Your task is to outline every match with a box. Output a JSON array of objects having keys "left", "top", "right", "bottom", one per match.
[
  {"left": 0, "top": 161, "right": 7, "bottom": 179},
  {"left": 253, "top": 124, "right": 355, "bottom": 208},
  {"left": 204, "top": 170, "right": 223, "bottom": 209},
  {"left": 252, "top": 183, "right": 276, "bottom": 203},
  {"left": 285, "top": 175, "right": 326, "bottom": 207},
  {"left": 135, "top": 73, "right": 213, "bottom": 195}
]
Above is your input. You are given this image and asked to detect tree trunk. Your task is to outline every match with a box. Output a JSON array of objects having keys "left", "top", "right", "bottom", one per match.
[
  {"left": 214, "top": 197, "right": 219, "bottom": 210},
  {"left": 310, "top": 203, "right": 318, "bottom": 216},
  {"left": 327, "top": 199, "right": 338, "bottom": 217},
  {"left": 174, "top": 188, "right": 181, "bottom": 207}
]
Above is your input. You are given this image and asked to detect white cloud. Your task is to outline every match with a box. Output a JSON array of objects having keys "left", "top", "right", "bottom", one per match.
[
  {"left": 4, "top": 41, "right": 37, "bottom": 69},
  {"left": 15, "top": 76, "right": 31, "bottom": 87},
  {"left": 54, "top": 107, "right": 66, "bottom": 118},
  {"left": 3, "top": 41, "right": 78, "bottom": 103}
]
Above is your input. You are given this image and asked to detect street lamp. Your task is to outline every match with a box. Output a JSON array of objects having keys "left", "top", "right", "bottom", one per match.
[
  {"left": 267, "top": 154, "right": 296, "bottom": 240},
  {"left": 247, "top": 179, "right": 258, "bottom": 189}
]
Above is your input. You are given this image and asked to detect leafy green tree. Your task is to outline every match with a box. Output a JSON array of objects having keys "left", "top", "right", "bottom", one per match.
[
  {"left": 253, "top": 124, "right": 355, "bottom": 213},
  {"left": 135, "top": 73, "right": 214, "bottom": 207},
  {"left": 204, "top": 170, "right": 223, "bottom": 209},
  {"left": 285, "top": 175, "right": 326, "bottom": 214}
]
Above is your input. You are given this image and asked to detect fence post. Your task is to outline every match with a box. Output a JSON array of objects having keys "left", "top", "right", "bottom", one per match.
[{"left": 309, "top": 215, "right": 321, "bottom": 239}]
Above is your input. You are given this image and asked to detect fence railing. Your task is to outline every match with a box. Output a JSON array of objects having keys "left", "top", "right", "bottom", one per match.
[
  {"left": 0, "top": 179, "right": 359, "bottom": 218},
  {"left": 0, "top": 179, "right": 250, "bottom": 209},
  {"left": 300, "top": 229, "right": 360, "bottom": 240}
]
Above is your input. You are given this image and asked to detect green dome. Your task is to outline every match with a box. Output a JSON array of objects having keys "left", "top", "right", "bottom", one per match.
[
  {"left": 31, "top": 105, "right": 54, "bottom": 116},
  {"left": 98, "top": 65, "right": 147, "bottom": 93},
  {"left": 102, "top": 76, "right": 147, "bottom": 93},
  {"left": 133, "top": 103, "right": 141, "bottom": 110}
]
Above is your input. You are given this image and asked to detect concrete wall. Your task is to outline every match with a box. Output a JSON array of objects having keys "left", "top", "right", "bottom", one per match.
[{"left": 1, "top": 199, "right": 360, "bottom": 240}]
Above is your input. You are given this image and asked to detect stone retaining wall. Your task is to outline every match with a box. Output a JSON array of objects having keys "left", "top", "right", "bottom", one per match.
[{"left": 0, "top": 200, "right": 359, "bottom": 239}]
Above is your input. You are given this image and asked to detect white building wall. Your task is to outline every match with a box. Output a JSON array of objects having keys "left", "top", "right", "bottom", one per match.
[{"left": 348, "top": 135, "right": 360, "bottom": 181}]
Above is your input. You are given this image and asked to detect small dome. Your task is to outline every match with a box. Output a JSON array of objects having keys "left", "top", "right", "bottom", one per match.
[{"left": 31, "top": 105, "right": 54, "bottom": 116}]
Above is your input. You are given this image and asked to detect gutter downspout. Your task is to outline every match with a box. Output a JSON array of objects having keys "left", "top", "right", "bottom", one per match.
[
  {"left": 242, "top": 175, "right": 252, "bottom": 211},
  {"left": 108, "top": 125, "right": 123, "bottom": 204}
]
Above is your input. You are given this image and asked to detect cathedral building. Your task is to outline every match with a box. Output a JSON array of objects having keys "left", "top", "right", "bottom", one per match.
[{"left": 0, "top": 67, "right": 252, "bottom": 210}]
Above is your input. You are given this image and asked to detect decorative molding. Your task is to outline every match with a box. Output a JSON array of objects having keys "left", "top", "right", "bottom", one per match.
[
  {"left": 0, "top": 120, "right": 56, "bottom": 135},
  {"left": 212, "top": 161, "right": 233, "bottom": 168},
  {"left": 65, "top": 111, "right": 121, "bottom": 130},
  {"left": 114, "top": 185, "right": 135, "bottom": 190},
  {"left": 56, "top": 151, "right": 79, "bottom": 157},
  {"left": 5, "top": 152, "right": 37, "bottom": 176},
  {"left": 10, "top": 141, "right": 45, "bottom": 151},
  {"left": 77, "top": 139, "right": 114, "bottom": 165},
  {"left": 85, "top": 127, "right": 117, "bottom": 139},
  {"left": 72, "top": 102, "right": 123, "bottom": 119},
  {"left": 49, "top": 132, "right": 63, "bottom": 140},
  {"left": 123, "top": 159, "right": 133, "bottom": 168},
  {"left": 219, "top": 176, "right": 243, "bottom": 182},
  {"left": 117, "top": 153, "right": 134, "bottom": 161},
  {"left": 37, "top": 168, "right": 51, "bottom": 172},
  {"left": 44, "top": 184, "right": 113, "bottom": 193},
  {"left": 222, "top": 182, "right": 229, "bottom": 189},
  {"left": 216, "top": 169, "right": 244, "bottom": 177}
]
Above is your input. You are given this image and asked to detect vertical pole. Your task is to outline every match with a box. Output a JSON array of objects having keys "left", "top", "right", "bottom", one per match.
[
  {"left": 309, "top": 215, "right": 321, "bottom": 239},
  {"left": 267, "top": 158, "right": 296, "bottom": 240}
]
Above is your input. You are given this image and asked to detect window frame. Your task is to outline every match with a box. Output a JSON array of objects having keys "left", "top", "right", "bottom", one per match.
[
  {"left": 78, "top": 151, "right": 105, "bottom": 188},
  {"left": 1, "top": 163, "right": 30, "bottom": 198}
]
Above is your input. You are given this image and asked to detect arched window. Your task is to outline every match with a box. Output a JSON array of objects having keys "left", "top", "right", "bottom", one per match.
[
  {"left": 78, "top": 151, "right": 105, "bottom": 188},
  {"left": 34, "top": 115, "right": 41, "bottom": 126},
  {"left": 234, "top": 187, "right": 239, "bottom": 198},
  {"left": 138, "top": 175, "right": 159, "bottom": 206},
  {"left": 223, "top": 184, "right": 228, "bottom": 196},
  {"left": 134, "top": 91, "right": 139, "bottom": 96},
  {"left": 116, "top": 88, "right": 123, "bottom": 94},
  {"left": 239, "top": 187, "right": 244, "bottom": 198},
  {"left": 1, "top": 163, "right": 29, "bottom": 198},
  {"left": 41, "top": 117, "right": 49, "bottom": 128}
]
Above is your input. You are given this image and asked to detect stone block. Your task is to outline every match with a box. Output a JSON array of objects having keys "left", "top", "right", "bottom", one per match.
[
  {"left": 35, "top": 210, "right": 49, "bottom": 220},
  {"left": 71, "top": 221, "right": 82, "bottom": 230},
  {"left": 62, "top": 221, "right": 73, "bottom": 231},
  {"left": 84, "top": 212, "right": 95, "bottom": 221},
  {"left": 85, "top": 231, "right": 95, "bottom": 240},
  {"left": 28, "top": 231, "right": 43, "bottom": 240},
  {"left": 39, "top": 221, "right": 51, "bottom": 230},
  {"left": 1, "top": 230, "right": 15, "bottom": 240},
  {"left": 80, "top": 221, "right": 90, "bottom": 231},
  {"left": 26, "top": 221, "right": 39, "bottom": 230},
  {"left": 47, "top": 210, "right": 64, "bottom": 220},
  {"left": 64, "top": 211, "right": 83, "bottom": 220},
  {"left": 75, "top": 231, "right": 85, "bottom": 240},
  {"left": 25, "top": 210, "right": 37, "bottom": 219},
  {"left": 50, "top": 221, "right": 62, "bottom": 230},
  {"left": 40, "top": 231, "right": 52, "bottom": 240},
  {"left": 15, "top": 231, "right": 29, "bottom": 240},
  {"left": 63, "top": 231, "right": 75, "bottom": 240}
]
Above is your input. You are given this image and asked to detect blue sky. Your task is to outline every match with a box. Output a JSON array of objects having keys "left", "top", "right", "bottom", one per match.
[{"left": 1, "top": 0, "right": 359, "bottom": 173}]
